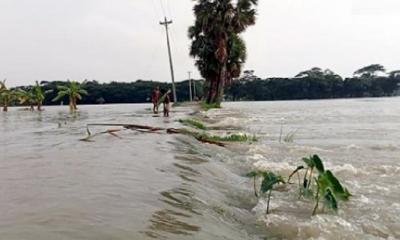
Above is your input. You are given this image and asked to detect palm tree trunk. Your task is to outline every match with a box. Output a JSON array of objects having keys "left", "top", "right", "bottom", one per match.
[
  {"left": 3, "top": 104, "right": 8, "bottom": 112},
  {"left": 37, "top": 102, "right": 42, "bottom": 111},
  {"left": 206, "top": 76, "right": 219, "bottom": 104},
  {"left": 216, "top": 64, "right": 227, "bottom": 104}
]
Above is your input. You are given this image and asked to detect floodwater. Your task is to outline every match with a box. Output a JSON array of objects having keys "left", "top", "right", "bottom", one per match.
[{"left": 0, "top": 98, "right": 399, "bottom": 239}]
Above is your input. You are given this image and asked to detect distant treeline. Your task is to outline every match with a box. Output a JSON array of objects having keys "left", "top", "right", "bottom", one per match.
[
  {"left": 226, "top": 66, "right": 400, "bottom": 101},
  {"left": 36, "top": 80, "right": 206, "bottom": 105},
  {"left": 15, "top": 65, "right": 400, "bottom": 105}
]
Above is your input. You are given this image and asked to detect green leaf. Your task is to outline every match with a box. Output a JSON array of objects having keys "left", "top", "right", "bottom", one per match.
[
  {"left": 312, "top": 155, "right": 325, "bottom": 173},
  {"left": 260, "top": 171, "right": 285, "bottom": 193},
  {"left": 323, "top": 188, "right": 338, "bottom": 211},
  {"left": 325, "top": 170, "right": 351, "bottom": 200},
  {"left": 302, "top": 157, "right": 314, "bottom": 168},
  {"left": 302, "top": 155, "right": 325, "bottom": 173}
]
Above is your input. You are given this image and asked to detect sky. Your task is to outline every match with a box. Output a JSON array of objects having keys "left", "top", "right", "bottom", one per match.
[{"left": 1, "top": 0, "right": 400, "bottom": 87}]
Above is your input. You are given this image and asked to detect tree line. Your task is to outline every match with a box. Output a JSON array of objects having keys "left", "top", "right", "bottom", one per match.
[
  {"left": 2, "top": 64, "right": 399, "bottom": 111},
  {"left": 226, "top": 65, "right": 400, "bottom": 101}
]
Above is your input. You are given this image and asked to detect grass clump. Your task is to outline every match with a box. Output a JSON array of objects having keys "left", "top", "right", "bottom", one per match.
[
  {"left": 201, "top": 133, "right": 257, "bottom": 142},
  {"left": 179, "top": 118, "right": 208, "bottom": 130},
  {"left": 200, "top": 101, "right": 221, "bottom": 111}
]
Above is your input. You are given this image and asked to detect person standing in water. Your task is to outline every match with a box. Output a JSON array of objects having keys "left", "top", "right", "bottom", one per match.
[
  {"left": 163, "top": 90, "right": 171, "bottom": 117},
  {"left": 151, "top": 86, "right": 160, "bottom": 114}
]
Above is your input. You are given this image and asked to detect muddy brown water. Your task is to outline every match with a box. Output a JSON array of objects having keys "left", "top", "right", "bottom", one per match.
[{"left": 0, "top": 98, "right": 399, "bottom": 239}]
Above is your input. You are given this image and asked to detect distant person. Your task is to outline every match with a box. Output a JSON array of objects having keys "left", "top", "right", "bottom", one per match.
[
  {"left": 151, "top": 86, "right": 161, "bottom": 114},
  {"left": 163, "top": 90, "right": 171, "bottom": 117}
]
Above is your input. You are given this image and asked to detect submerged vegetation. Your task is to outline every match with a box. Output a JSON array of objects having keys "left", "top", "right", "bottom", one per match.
[
  {"left": 246, "top": 171, "right": 285, "bottom": 214},
  {"left": 247, "top": 154, "right": 351, "bottom": 216},
  {"left": 0, "top": 80, "right": 16, "bottom": 112},
  {"left": 202, "top": 133, "right": 257, "bottom": 142},
  {"left": 17, "top": 81, "right": 52, "bottom": 111},
  {"left": 52, "top": 80, "right": 88, "bottom": 112},
  {"left": 179, "top": 118, "right": 208, "bottom": 130}
]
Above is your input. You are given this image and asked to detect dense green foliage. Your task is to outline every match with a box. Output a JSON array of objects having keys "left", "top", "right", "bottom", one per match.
[
  {"left": 227, "top": 67, "right": 400, "bottom": 101},
  {"left": 28, "top": 80, "right": 205, "bottom": 106}
]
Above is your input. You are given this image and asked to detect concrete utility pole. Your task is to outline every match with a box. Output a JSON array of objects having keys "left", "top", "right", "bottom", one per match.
[
  {"left": 160, "top": 17, "right": 177, "bottom": 103},
  {"left": 188, "top": 71, "right": 192, "bottom": 101}
]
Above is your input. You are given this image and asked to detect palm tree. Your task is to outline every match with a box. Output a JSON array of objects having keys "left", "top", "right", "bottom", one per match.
[
  {"left": 52, "top": 80, "right": 88, "bottom": 111},
  {"left": 189, "top": 0, "right": 258, "bottom": 105},
  {"left": 0, "top": 80, "right": 17, "bottom": 112}
]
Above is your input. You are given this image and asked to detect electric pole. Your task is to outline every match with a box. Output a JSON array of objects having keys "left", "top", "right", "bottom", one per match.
[
  {"left": 188, "top": 71, "right": 192, "bottom": 102},
  {"left": 160, "top": 17, "right": 177, "bottom": 103}
]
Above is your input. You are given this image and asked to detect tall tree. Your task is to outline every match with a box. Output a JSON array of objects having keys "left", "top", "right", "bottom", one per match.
[
  {"left": 189, "top": 0, "right": 258, "bottom": 105},
  {"left": 354, "top": 64, "right": 386, "bottom": 78},
  {"left": 52, "top": 80, "right": 88, "bottom": 112}
]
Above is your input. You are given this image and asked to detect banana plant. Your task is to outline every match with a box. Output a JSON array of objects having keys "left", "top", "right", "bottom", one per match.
[
  {"left": 0, "top": 80, "right": 16, "bottom": 112},
  {"left": 247, "top": 170, "right": 285, "bottom": 214},
  {"left": 52, "top": 80, "right": 88, "bottom": 112},
  {"left": 16, "top": 88, "right": 35, "bottom": 111},
  {"left": 32, "top": 81, "right": 52, "bottom": 111}
]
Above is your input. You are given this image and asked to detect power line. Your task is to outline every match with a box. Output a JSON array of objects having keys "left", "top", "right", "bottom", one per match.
[{"left": 158, "top": 0, "right": 167, "bottom": 17}]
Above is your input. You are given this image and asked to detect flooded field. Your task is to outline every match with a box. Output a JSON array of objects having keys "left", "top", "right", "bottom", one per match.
[{"left": 0, "top": 98, "right": 399, "bottom": 239}]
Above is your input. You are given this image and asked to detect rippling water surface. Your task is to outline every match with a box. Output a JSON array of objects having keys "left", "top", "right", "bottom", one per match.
[{"left": 0, "top": 98, "right": 399, "bottom": 239}]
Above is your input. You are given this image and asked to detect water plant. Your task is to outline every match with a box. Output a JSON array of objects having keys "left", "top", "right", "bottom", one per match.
[
  {"left": 288, "top": 155, "right": 351, "bottom": 215},
  {"left": 247, "top": 155, "right": 351, "bottom": 216},
  {"left": 246, "top": 170, "right": 285, "bottom": 214},
  {"left": 283, "top": 130, "right": 296, "bottom": 143},
  {"left": 53, "top": 80, "right": 88, "bottom": 112}
]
